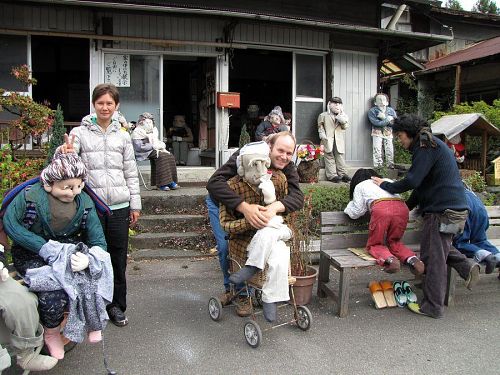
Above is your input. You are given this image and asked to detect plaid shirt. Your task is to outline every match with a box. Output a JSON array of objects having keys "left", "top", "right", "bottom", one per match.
[{"left": 220, "top": 169, "right": 288, "bottom": 262}]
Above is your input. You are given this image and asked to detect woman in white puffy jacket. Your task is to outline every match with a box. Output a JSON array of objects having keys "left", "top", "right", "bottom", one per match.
[{"left": 61, "top": 83, "right": 140, "bottom": 327}]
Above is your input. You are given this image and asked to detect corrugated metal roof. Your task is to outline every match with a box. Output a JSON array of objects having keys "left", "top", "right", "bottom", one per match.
[
  {"left": 424, "top": 36, "right": 500, "bottom": 70},
  {"left": 431, "top": 113, "right": 500, "bottom": 138}
]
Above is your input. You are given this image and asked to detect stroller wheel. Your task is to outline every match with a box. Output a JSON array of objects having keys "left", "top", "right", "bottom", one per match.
[
  {"left": 295, "top": 306, "right": 312, "bottom": 331},
  {"left": 244, "top": 320, "right": 262, "bottom": 348},
  {"left": 208, "top": 297, "right": 223, "bottom": 321}
]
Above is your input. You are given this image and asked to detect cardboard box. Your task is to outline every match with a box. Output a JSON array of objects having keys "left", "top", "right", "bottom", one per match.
[{"left": 216, "top": 92, "right": 240, "bottom": 108}]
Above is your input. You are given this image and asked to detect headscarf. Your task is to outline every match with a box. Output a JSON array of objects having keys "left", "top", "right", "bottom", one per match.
[{"left": 264, "top": 106, "right": 285, "bottom": 125}]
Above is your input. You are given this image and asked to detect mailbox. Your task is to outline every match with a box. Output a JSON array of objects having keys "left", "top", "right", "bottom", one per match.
[{"left": 216, "top": 92, "right": 240, "bottom": 109}]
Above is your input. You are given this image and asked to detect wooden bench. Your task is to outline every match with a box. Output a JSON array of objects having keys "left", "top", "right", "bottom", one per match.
[{"left": 317, "top": 206, "right": 500, "bottom": 318}]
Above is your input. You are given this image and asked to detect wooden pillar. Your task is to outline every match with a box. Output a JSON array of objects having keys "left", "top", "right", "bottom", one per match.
[
  {"left": 454, "top": 65, "right": 462, "bottom": 105},
  {"left": 481, "top": 130, "right": 488, "bottom": 177}
]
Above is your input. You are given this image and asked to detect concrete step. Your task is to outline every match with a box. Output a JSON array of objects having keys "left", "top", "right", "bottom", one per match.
[
  {"left": 140, "top": 188, "right": 207, "bottom": 214},
  {"left": 130, "top": 248, "right": 215, "bottom": 261},
  {"left": 129, "top": 231, "right": 215, "bottom": 251},
  {"left": 136, "top": 214, "right": 206, "bottom": 232},
  {"left": 138, "top": 165, "right": 215, "bottom": 184}
]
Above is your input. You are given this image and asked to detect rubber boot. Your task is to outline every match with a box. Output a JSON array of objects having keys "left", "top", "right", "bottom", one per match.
[
  {"left": 88, "top": 330, "right": 102, "bottom": 343},
  {"left": 17, "top": 348, "right": 58, "bottom": 371},
  {"left": 262, "top": 302, "right": 277, "bottom": 322},
  {"left": 43, "top": 326, "right": 65, "bottom": 360}
]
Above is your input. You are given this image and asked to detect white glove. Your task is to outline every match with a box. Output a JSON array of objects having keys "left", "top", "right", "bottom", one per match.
[
  {"left": 177, "top": 137, "right": 183, "bottom": 142},
  {"left": 386, "top": 115, "right": 394, "bottom": 124},
  {"left": 336, "top": 112, "right": 349, "bottom": 125},
  {"left": 377, "top": 112, "right": 386, "bottom": 120},
  {"left": 259, "top": 173, "right": 276, "bottom": 205},
  {"left": 0, "top": 262, "right": 9, "bottom": 282},
  {"left": 71, "top": 252, "right": 89, "bottom": 272}
]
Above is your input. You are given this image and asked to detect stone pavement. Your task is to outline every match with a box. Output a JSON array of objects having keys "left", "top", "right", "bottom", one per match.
[{"left": 6, "top": 258, "right": 499, "bottom": 375}]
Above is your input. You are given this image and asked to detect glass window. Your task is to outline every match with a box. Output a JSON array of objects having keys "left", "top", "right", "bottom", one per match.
[
  {"left": 294, "top": 101, "right": 323, "bottom": 144},
  {"left": 296, "top": 54, "right": 323, "bottom": 98},
  {"left": 0, "top": 35, "right": 28, "bottom": 92}
]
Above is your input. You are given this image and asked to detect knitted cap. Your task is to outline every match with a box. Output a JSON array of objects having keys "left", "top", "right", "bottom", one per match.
[{"left": 41, "top": 153, "right": 88, "bottom": 186}]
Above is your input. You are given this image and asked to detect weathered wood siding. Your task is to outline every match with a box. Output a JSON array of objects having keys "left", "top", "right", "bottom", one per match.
[{"left": 332, "top": 50, "right": 377, "bottom": 166}]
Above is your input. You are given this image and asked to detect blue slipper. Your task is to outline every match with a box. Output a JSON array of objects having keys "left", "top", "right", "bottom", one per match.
[
  {"left": 392, "top": 281, "right": 407, "bottom": 307},
  {"left": 401, "top": 281, "right": 417, "bottom": 304}
]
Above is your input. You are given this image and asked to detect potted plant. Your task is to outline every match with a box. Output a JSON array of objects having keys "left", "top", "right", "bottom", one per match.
[
  {"left": 289, "top": 192, "right": 318, "bottom": 305},
  {"left": 296, "top": 142, "right": 324, "bottom": 183}
]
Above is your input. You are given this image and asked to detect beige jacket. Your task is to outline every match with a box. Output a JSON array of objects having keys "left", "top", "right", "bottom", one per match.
[{"left": 317, "top": 109, "right": 349, "bottom": 154}]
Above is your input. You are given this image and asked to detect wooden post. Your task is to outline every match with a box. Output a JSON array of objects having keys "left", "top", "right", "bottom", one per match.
[
  {"left": 481, "top": 130, "right": 488, "bottom": 177},
  {"left": 454, "top": 65, "right": 462, "bottom": 105}
]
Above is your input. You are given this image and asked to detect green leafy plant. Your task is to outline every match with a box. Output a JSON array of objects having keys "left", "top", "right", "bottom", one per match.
[
  {"left": 0, "top": 145, "right": 45, "bottom": 196},
  {"left": 463, "top": 171, "right": 487, "bottom": 192},
  {"left": 239, "top": 123, "right": 251, "bottom": 148},
  {"left": 45, "top": 104, "right": 65, "bottom": 165}
]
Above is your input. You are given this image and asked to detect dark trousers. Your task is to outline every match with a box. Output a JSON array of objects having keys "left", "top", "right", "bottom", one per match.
[
  {"left": 11, "top": 248, "right": 68, "bottom": 328},
  {"left": 100, "top": 207, "right": 130, "bottom": 312},
  {"left": 420, "top": 213, "right": 473, "bottom": 318}
]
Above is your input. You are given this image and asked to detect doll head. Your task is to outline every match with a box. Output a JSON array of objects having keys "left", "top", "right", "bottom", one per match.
[
  {"left": 328, "top": 97, "right": 343, "bottom": 115},
  {"left": 236, "top": 141, "right": 271, "bottom": 185},
  {"left": 266, "top": 106, "right": 285, "bottom": 126},
  {"left": 374, "top": 93, "right": 389, "bottom": 109},
  {"left": 173, "top": 115, "right": 186, "bottom": 128},
  {"left": 41, "top": 153, "right": 87, "bottom": 203},
  {"left": 137, "top": 112, "right": 155, "bottom": 133}
]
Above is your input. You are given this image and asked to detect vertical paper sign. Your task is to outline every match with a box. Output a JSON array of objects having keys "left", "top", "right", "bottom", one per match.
[{"left": 104, "top": 54, "right": 130, "bottom": 87}]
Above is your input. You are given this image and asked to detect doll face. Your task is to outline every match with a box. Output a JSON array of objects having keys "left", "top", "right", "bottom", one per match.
[
  {"left": 141, "top": 118, "right": 154, "bottom": 133},
  {"left": 44, "top": 178, "right": 85, "bottom": 203},
  {"left": 269, "top": 114, "right": 281, "bottom": 126},
  {"left": 329, "top": 102, "right": 343, "bottom": 114},
  {"left": 375, "top": 94, "right": 388, "bottom": 108},
  {"left": 241, "top": 154, "right": 270, "bottom": 185}
]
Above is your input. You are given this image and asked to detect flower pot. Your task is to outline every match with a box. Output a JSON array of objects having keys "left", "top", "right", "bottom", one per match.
[
  {"left": 297, "top": 159, "right": 320, "bottom": 183},
  {"left": 291, "top": 266, "right": 318, "bottom": 306}
]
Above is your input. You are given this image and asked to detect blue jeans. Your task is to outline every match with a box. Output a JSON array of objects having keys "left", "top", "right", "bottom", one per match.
[{"left": 206, "top": 195, "right": 230, "bottom": 291}]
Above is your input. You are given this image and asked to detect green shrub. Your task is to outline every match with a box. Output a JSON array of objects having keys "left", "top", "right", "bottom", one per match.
[
  {"left": 301, "top": 185, "right": 350, "bottom": 236},
  {"left": 463, "top": 171, "right": 487, "bottom": 192},
  {"left": 0, "top": 145, "right": 45, "bottom": 196}
]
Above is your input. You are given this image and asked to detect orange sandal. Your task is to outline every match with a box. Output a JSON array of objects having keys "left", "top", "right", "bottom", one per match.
[
  {"left": 368, "top": 281, "right": 388, "bottom": 309},
  {"left": 380, "top": 280, "right": 397, "bottom": 307}
]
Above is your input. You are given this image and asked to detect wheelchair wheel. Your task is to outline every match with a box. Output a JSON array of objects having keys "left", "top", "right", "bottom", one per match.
[
  {"left": 208, "top": 297, "right": 223, "bottom": 321},
  {"left": 295, "top": 306, "right": 312, "bottom": 331},
  {"left": 253, "top": 289, "right": 263, "bottom": 307},
  {"left": 244, "top": 320, "right": 262, "bottom": 348}
]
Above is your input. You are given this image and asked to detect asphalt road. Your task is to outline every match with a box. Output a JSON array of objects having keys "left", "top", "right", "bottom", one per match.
[{"left": 6, "top": 258, "right": 500, "bottom": 375}]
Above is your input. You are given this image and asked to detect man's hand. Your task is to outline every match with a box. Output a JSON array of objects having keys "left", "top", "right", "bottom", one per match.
[
  {"left": 0, "top": 262, "right": 9, "bottom": 282},
  {"left": 371, "top": 176, "right": 384, "bottom": 186},
  {"left": 259, "top": 201, "right": 285, "bottom": 220},
  {"left": 61, "top": 134, "right": 76, "bottom": 154},
  {"left": 236, "top": 201, "right": 268, "bottom": 229},
  {"left": 70, "top": 252, "right": 89, "bottom": 272},
  {"left": 130, "top": 210, "right": 140, "bottom": 227}
]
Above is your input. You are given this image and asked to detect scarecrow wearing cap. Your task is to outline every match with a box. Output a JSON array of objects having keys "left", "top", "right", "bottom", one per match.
[{"left": 317, "top": 97, "right": 351, "bottom": 183}]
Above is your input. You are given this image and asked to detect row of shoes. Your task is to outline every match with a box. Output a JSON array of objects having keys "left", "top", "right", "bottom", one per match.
[{"left": 368, "top": 280, "right": 417, "bottom": 309}]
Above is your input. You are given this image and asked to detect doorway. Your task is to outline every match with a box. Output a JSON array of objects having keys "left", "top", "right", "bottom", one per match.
[
  {"left": 229, "top": 49, "right": 292, "bottom": 146},
  {"left": 31, "top": 36, "right": 90, "bottom": 122},
  {"left": 163, "top": 57, "right": 215, "bottom": 166}
]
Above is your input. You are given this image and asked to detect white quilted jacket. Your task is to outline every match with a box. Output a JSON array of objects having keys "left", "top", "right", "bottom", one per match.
[{"left": 69, "top": 114, "right": 141, "bottom": 211}]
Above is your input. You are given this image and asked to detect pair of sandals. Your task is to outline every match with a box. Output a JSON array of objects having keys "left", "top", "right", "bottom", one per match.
[
  {"left": 393, "top": 280, "right": 417, "bottom": 307},
  {"left": 368, "top": 280, "right": 417, "bottom": 309}
]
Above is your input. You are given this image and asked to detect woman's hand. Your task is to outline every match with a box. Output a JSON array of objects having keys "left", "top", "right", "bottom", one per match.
[
  {"left": 61, "top": 134, "right": 76, "bottom": 153},
  {"left": 371, "top": 176, "right": 384, "bottom": 186},
  {"left": 130, "top": 210, "right": 140, "bottom": 227}
]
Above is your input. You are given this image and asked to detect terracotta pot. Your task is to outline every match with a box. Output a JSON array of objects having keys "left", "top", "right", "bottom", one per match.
[{"left": 291, "top": 266, "right": 318, "bottom": 306}]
